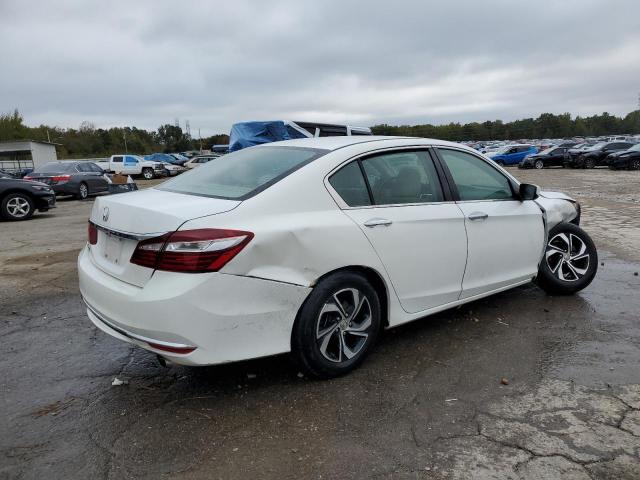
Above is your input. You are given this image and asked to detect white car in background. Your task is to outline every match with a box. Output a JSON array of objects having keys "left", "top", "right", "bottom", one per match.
[
  {"left": 184, "top": 154, "right": 220, "bottom": 169},
  {"left": 160, "top": 162, "right": 186, "bottom": 176},
  {"left": 79, "top": 137, "right": 597, "bottom": 378}
]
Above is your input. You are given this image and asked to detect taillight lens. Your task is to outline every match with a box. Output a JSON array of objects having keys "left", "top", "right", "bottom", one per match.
[
  {"left": 88, "top": 222, "right": 98, "bottom": 245},
  {"left": 52, "top": 175, "right": 71, "bottom": 184},
  {"left": 23, "top": 176, "right": 33, "bottom": 180},
  {"left": 130, "top": 229, "right": 253, "bottom": 273}
]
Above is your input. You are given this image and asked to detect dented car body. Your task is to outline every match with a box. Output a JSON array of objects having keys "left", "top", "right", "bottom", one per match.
[{"left": 78, "top": 137, "right": 594, "bottom": 372}]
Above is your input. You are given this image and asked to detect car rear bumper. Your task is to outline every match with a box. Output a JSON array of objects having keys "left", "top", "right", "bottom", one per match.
[{"left": 77, "top": 246, "right": 311, "bottom": 365}]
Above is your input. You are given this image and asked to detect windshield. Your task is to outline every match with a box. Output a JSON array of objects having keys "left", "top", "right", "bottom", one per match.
[
  {"left": 36, "top": 162, "right": 77, "bottom": 173},
  {"left": 627, "top": 143, "right": 640, "bottom": 152},
  {"left": 540, "top": 146, "right": 558, "bottom": 154},
  {"left": 585, "top": 143, "right": 606, "bottom": 151},
  {"left": 494, "top": 146, "right": 513, "bottom": 154},
  {"left": 158, "top": 146, "right": 327, "bottom": 199}
]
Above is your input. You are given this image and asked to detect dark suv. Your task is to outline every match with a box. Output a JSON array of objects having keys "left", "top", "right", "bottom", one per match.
[
  {"left": 569, "top": 142, "right": 634, "bottom": 168},
  {"left": 606, "top": 143, "right": 640, "bottom": 170}
]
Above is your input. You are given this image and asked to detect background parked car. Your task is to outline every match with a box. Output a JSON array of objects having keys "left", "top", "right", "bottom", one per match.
[
  {"left": 168, "top": 153, "right": 190, "bottom": 165},
  {"left": 519, "top": 145, "right": 572, "bottom": 169},
  {"left": 1, "top": 171, "right": 56, "bottom": 220},
  {"left": 571, "top": 141, "right": 634, "bottom": 168},
  {"left": 144, "top": 153, "right": 186, "bottom": 166},
  {"left": 184, "top": 154, "right": 220, "bottom": 169},
  {"left": 606, "top": 143, "right": 640, "bottom": 170},
  {"left": 97, "top": 155, "right": 165, "bottom": 179},
  {"left": 160, "top": 162, "right": 187, "bottom": 176},
  {"left": 24, "top": 161, "right": 109, "bottom": 199},
  {"left": 566, "top": 142, "right": 596, "bottom": 162},
  {"left": 487, "top": 144, "right": 538, "bottom": 166}
]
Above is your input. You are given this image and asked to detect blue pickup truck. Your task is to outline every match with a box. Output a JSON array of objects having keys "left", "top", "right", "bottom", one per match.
[{"left": 487, "top": 144, "right": 538, "bottom": 166}]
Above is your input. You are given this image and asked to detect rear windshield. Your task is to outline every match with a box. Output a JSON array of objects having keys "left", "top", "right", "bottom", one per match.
[
  {"left": 158, "top": 146, "right": 327, "bottom": 199},
  {"left": 36, "top": 163, "right": 77, "bottom": 173}
]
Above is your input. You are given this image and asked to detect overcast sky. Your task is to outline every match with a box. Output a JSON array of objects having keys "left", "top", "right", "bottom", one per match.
[{"left": 1, "top": 0, "right": 639, "bottom": 136}]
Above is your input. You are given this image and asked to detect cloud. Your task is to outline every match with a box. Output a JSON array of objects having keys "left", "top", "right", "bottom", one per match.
[{"left": 1, "top": 0, "right": 638, "bottom": 135}]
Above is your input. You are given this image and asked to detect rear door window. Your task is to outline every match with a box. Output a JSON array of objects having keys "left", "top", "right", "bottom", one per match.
[{"left": 361, "top": 150, "right": 444, "bottom": 205}]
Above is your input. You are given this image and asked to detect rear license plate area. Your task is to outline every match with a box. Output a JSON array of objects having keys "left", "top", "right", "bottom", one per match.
[{"left": 103, "top": 234, "right": 123, "bottom": 265}]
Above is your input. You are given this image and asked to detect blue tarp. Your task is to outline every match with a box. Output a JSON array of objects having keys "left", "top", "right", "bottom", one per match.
[{"left": 229, "top": 121, "right": 291, "bottom": 152}]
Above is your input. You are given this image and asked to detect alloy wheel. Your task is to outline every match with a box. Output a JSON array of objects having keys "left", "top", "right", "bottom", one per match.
[
  {"left": 6, "top": 196, "right": 31, "bottom": 218},
  {"left": 545, "top": 232, "right": 590, "bottom": 282},
  {"left": 632, "top": 159, "right": 640, "bottom": 170},
  {"left": 79, "top": 183, "right": 88, "bottom": 199},
  {"left": 534, "top": 160, "right": 544, "bottom": 169},
  {"left": 143, "top": 169, "right": 153, "bottom": 179},
  {"left": 316, "top": 288, "right": 372, "bottom": 363}
]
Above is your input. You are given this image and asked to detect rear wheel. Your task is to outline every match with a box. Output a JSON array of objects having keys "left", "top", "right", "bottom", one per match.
[
  {"left": 1, "top": 192, "right": 34, "bottom": 221},
  {"left": 292, "top": 272, "right": 381, "bottom": 379},
  {"left": 142, "top": 168, "right": 154, "bottom": 180},
  {"left": 584, "top": 157, "right": 595, "bottom": 169},
  {"left": 631, "top": 158, "right": 640, "bottom": 170},
  {"left": 534, "top": 159, "right": 544, "bottom": 169},
  {"left": 77, "top": 182, "right": 89, "bottom": 200},
  {"left": 537, "top": 223, "right": 597, "bottom": 295}
]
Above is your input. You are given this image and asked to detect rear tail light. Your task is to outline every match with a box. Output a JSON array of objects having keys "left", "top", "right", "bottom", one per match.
[
  {"left": 130, "top": 228, "right": 253, "bottom": 273},
  {"left": 88, "top": 222, "right": 98, "bottom": 245},
  {"left": 52, "top": 175, "right": 71, "bottom": 184},
  {"left": 23, "top": 176, "right": 34, "bottom": 180}
]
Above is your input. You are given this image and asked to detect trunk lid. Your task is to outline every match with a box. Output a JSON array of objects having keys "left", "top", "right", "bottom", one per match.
[{"left": 88, "top": 188, "right": 240, "bottom": 286}]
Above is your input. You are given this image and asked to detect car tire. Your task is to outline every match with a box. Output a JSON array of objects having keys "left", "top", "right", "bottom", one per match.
[
  {"left": 496, "top": 160, "right": 505, "bottom": 167},
  {"left": 584, "top": 158, "right": 595, "bottom": 169},
  {"left": 1, "top": 192, "right": 35, "bottom": 221},
  {"left": 536, "top": 223, "right": 597, "bottom": 295},
  {"left": 534, "top": 159, "right": 544, "bottom": 169},
  {"left": 142, "top": 168, "right": 154, "bottom": 180},
  {"left": 291, "top": 271, "right": 381, "bottom": 379},
  {"left": 77, "top": 182, "right": 89, "bottom": 200},
  {"left": 631, "top": 159, "right": 640, "bottom": 170}
]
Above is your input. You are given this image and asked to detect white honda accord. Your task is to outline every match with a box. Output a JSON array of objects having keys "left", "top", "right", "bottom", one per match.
[{"left": 79, "top": 136, "right": 597, "bottom": 378}]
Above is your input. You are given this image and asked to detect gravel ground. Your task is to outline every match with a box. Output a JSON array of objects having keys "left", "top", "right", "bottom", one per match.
[{"left": 1, "top": 168, "right": 639, "bottom": 479}]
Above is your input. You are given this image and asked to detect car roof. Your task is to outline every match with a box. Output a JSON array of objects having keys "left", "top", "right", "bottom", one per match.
[{"left": 259, "top": 135, "right": 467, "bottom": 151}]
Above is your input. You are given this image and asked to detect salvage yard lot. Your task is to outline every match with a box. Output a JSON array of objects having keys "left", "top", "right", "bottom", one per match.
[{"left": 1, "top": 169, "right": 640, "bottom": 479}]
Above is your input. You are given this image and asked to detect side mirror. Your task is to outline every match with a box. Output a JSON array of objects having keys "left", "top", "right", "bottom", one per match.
[{"left": 519, "top": 183, "right": 539, "bottom": 201}]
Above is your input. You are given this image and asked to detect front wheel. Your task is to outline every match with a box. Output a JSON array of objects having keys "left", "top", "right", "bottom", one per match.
[
  {"left": 584, "top": 158, "right": 595, "bottom": 169},
  {"left": 537, "top": 223, "right": 597, "bottom": 295},
  {"left": 1, "top": 193, "right": 34, "bottom": 221},
  {"left": 291, "top": 272, "right": 381, "bottom": 379},
  {"left": 142, "top": 168, "right": 154, "bottom": 180},
  {"left": 534, "top": 159, "right": 544, "bottom": 169},
  {"left": 631, "top": 158, "right": 640, "bottom": 170},
  {"left": 495, "top": 160, "right": 505, "bottom": 167}
]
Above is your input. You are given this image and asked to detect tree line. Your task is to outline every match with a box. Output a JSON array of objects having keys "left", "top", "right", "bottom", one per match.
[
  {"left": 371, "top": 110, "right": 640, "bottom": 142},
  {"left": 2, "top": 109, "right": 639, "bottom": 159},
  {"left": 0, "top": 110, "right": 229, "bottom": 159}
]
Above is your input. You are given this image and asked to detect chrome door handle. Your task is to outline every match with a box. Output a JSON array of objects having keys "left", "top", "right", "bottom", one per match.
[
  {"left": 468, "top": 212, "right": 488, "bottom": 221},
  {"left": 364, "top": 218, "right": 393, "bottom": 228}
]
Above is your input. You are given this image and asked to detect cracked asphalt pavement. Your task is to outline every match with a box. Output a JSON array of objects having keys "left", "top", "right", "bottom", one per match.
[{"left": 1, "top": 169, "right": 639, "bottom": 479}]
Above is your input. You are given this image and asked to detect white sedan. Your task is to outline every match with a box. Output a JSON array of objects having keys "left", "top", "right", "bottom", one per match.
[{"left": 78, "top": 137, "right": 597, "bottom": 378}]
